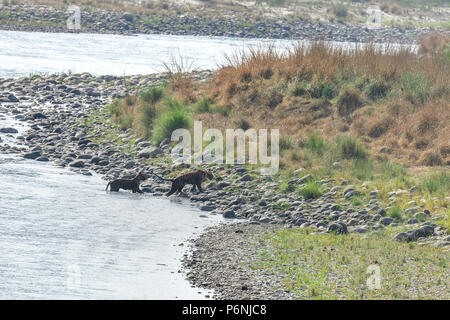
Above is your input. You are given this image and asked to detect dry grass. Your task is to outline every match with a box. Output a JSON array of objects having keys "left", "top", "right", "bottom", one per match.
[{"left": 202, "top": 38, "right": 450, "bottom": 167}]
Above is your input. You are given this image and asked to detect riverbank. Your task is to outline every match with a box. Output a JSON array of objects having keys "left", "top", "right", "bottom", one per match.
[
  {"left": 183, "top": 222, "right": 449, "bottom": 299},
  {"left": 0, "top": 67, "right": 448, "bottom": 299},
  {"left": 0, "top": 2, "right": 447, "bottom": 43}
]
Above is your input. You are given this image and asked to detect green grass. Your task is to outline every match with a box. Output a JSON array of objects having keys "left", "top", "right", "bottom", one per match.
[
  {"left": 195, "top": 96, "right": 212, "bottom": 113},
  {"left": 252, "top": 228, "right": 449, "bottom": 299},
  {"left": 152, "top": 102, "right": 192, "bottom": 145},
  {"left": 388, "top": 206, "right": 403, "bottom": 220},
  {"left": 300, "top": 180, "right": 323, "bottom": 200},
  {"left": 139, "top": 86, "right": 164, "bottom": 104},
  {"left": 305, "top": 132, "right": 329, "bottom": 156},
  {"left": 335, "top": 136, "right": 369, "bottom": 161},
  {"left": 421, "top": 170, "right": 449, "bottom": 195}
]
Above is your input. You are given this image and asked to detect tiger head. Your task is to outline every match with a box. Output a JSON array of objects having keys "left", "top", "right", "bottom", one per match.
[{"left": 202, "top": 170, "right": 214, "bottom": 180}]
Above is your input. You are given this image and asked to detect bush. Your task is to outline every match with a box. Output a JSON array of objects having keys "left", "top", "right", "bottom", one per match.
[
  {"left": 367, "top": 116, "right": 393, "bottom": 138},
  {"left": 107, "top": 99, "right": 122, "bottom": 118},
  {"left": 139, "top": 86, "right": 163, "bottom": 105},
  {"left": 332, "top": 3, "right": 348, "bottom": 19},
  {"left": 419, "top": 150, "right": 443, "bottom": 166},
  {"left": 301, "top": 181, "right": 323, "bottom": 200},
  {"left": 235, "top": 118, "right": 251, "bottom": 130},
  {"left": 421, "top": 170, "right": 449, "bottom": 194},
  {"left": 388, "top": 206, "right": 402, "bottom": 220},
  {"left": 280, "top": 136, "right": 293, "bottom": 151},
  {"left": 400, "top": 73, "right": 430, "bottom": 105},
  {"left": 195, "top": 97, "right": 211, "bottom": 113},
  {"left": 335, "top": 136, "right": 369, "bottom": 160},
  {"left": 305, "top": 133, "right": 329, "bottom": 155},
  {"left": 211, "top": 105, "right": 229, "bottom": 117},
  {"left": 152, "top": 102, "right": 192, "bottom": 145},
  {"left": 365, "top": 78, "right": 390, "bottom": 101},
  {"left": 336, "top": 87, "right": 363, "bottom": 116},
  {"left": 139, "top": 103, "right": 156, "bottom": 138}
]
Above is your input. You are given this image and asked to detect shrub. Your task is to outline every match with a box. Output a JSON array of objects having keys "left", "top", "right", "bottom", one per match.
[
  {"left": 107, "top": 99, "right": 122, "bottom": 118},
  {"left": 139, "top": 86, "right": 163, "bottom": 105},
  {"left": 400, "top": 73, "right": 429, "bottom": 105},
  {"left": 152, "top": 103, "right": 192, "bottom": 145},
  {"left": 365, "top": 78, "right": 390, "bottom": 101},
  {"left": 421, "top": 170, "right": 449, "bottom": 194},
  {"left": 139, "top": 103, "right": 156, "bottom": 138},
  {"left": 419, "top": 150, "right": 443, "bottom": 166},
  {"left": 301, "top": 181, "right": 323, "bottom": 200},
  {"left": 235, "top": 118, "right": 251, "bottom": 130},
  {"left": 332, "top": 3, "right": 348, "bottom": 19},
  {"left": 335, "top": 136, "right": 369, "bottom": 160},
  {"left": 336, "top": 87, "right": 363, "bottom": 116},
  {"left": 211, "top": 105, "right": 229, "bottom": 117},
  {"left": 305, "top": 133, "right": 329, "bottom": 155},
  {"left": 367, "top": 116, "right": 393, "bottom": 138},
  {"left": 388, "top": 206, "right": 402, "bottom": 220},
  {"left": 280, "top": 136, "right": 293, "bottom": 151},
  {"left": 195, "top": 97, "right": 211, "bottom": 113}
]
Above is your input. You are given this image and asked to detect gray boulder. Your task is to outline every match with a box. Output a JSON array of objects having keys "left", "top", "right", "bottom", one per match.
[
  {"left": 327, "top": 222, "right": 348, "bottom": 234},
  {"left": 138, "top": 147, "right": 163, "bottom": 159}
]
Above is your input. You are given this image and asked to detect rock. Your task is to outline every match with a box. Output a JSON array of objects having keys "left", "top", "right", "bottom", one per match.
[
  {"left": 409, "top": 225, "right": 435, "bottom": 241},
  {"left": 122, "top": 12, "right": 134, "bottom": 22},
  {"left": 407, "top": 218, "right": 418, "bottom": 224},
  {"left": 36, "top": 156, "right": 49, "bottom": 162},
  {"left": 7, "top": 93, "right": 19, "bottom": 102},
  {"left": 69, "top": 160, "right": 85, "bottom": 168},
  {"left": 0, "top": 127, "right": 18, "bottom": 134},
  {"left": 217, "top": 182, "right": 231, "bottom": 189},
  {"left": 223, "top": 210, "right": 236, "bottom": 219},
  {"left": 200, "top": 205, "right": 215, "bottom": 211},
  {"left": 327, "top": 222, "right": 348, "bottom": 234},
  {"left": 405, "top": 207, "right": 420, "bottom": 215},
  {"left": 240, "top": 174, "right": 253, "bottom": 182},
  {"left": 138, "top": 147, "right": 163, "bottom": 159},
  {"left": 23, "top": 151, "right": 41, "bottom": 159},
  {"left": 414, "top": 212, "right": 428, "bottom": 221},
  {"left": 393, "top": 232, "right": 409, "bottom": 242},
  {"left": 298, "top": 174, "right": 313, "bottom": 184},
  {"left": 380, "top": 217, "right": 393, "bottom": 226},
  {"left": 32, "top": 112, "right": 47, "bottom": 119},
  {"left": 293, "top": 168, "right": 305, "bottom": 175}
]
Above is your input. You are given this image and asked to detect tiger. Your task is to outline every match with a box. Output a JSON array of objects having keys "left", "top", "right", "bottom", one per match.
[
  {"left": 106, "top": 171, "right": 146, "bottom": 193},
  {"left": 151, "top": 169, "right": 214, "bottom": 196}
]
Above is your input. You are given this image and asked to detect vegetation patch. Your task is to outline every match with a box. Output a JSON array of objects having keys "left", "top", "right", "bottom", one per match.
[{"left": 253, "top": 228, "right": 449, "bottom": 299}]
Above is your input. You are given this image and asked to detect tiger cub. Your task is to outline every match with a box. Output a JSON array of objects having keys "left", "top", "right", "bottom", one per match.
[
  {"left": 152, "top": 169, "right": 213, "bottom": 196},
  {"left": 106, "top": 171, "right": 146, "bottom": 193}
]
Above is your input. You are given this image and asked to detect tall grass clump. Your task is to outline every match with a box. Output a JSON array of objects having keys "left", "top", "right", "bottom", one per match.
[
  {"left": 336, "top": 86, "right": 363, "bottom": 116},
  {"left": 301, "top": 180, "right": 323, "bottom": 200},
  {"left": 195, "top": 97, "right": 212, "bottom": 113},
  {"left": 335, "top": 136, "right": 369, "bottom": 160},
  {"left": 139, "top": 86, "right": 164, "bottom": 104},
  {"left": 152, "top": 100, "right": 192, "bottom": 145},
  {"left": 421, "top": 170, "right": 449, "bottom": 195},
  {"left": 305, "top": 133, "right": 329, "bottom": 155}
]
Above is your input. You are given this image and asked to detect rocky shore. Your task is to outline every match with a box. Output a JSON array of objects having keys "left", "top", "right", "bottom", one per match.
[
  {"left": 0, "top": 72, "right": 448, "bottom": 299},
  {"left": 0, "top": 3, "right": 445, "bottom": 43}
]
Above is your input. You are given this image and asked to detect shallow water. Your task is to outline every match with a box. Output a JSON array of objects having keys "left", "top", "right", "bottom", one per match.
[
  {"left": 0, "top": 31, "right": 293, "bottom": 78},
  {"left": 0, "top": 152, "right": 223, "bottom": 299}
]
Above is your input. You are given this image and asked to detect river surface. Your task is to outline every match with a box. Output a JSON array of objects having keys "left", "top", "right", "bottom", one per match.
[
  {"left": 0, "top": 143, "right": 223, "bottom": 299},
  {"left": 0, "top": 30, "right": 294, "bottom": 78},
  {"left": 0, "top": 30, "right": 415, "bottom": 79}
]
